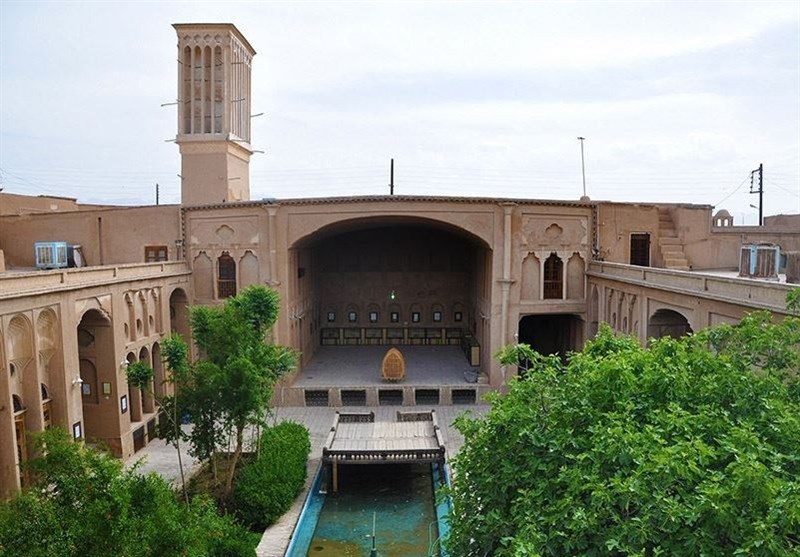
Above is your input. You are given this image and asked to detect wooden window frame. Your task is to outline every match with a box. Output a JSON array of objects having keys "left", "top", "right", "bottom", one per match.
[
  {"left": 144, "top": 245, "right": 169, "bottom": 263},
  {"left": 543, "top": 253, "right": 563, "bottom": 300}
]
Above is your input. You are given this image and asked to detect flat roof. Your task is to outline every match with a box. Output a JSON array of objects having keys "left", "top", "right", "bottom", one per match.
[
  {"left": 172, "top": 23, "right": 256, "bottom": 55},
  {"left": 322, "top": 411, "right": 446, "bottom": 464}
]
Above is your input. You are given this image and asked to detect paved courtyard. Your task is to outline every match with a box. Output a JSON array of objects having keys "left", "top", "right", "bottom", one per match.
[{"left": 294, "top": 345, "right": 478, "bottom": 387}]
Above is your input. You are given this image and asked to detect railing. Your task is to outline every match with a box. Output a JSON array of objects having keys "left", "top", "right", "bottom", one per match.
[
  {"left": 320, "top": 326, "right": 481, "bottom": 366},
  {"left": 322, "top": 410, "right": 447, "bottom": 465},
  {"left": 0, "top": 261, "right": 190, "bottom": 299},
  {"left": 588, "top": 261, "right": 793, "bottom": 312},
  {"left": 323, "top": 447, "right": 446, "bottom": 464},
  {"left": 320, "top": 326, "right": 465, "bottom": 346}
]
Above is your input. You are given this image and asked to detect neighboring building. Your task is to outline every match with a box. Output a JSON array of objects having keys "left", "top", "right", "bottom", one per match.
[{"left": 0, "top": 23, "right": 797, "bottom": 498}]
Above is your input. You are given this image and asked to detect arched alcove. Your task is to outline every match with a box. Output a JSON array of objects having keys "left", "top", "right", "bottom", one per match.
[{"left": 647, "top": 309, "right": 693, "bottom": 340}]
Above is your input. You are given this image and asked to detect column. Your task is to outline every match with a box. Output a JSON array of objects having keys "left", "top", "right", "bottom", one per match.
[{"left": 189, "top": 46, "right": 195, "bottom": 134}]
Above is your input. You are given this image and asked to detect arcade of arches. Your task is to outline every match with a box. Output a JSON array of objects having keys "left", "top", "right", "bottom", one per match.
[{"left": 0, "top": 279, "right": 191, "bottom": 498}]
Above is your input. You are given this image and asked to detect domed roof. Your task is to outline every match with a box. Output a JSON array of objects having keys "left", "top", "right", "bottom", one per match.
[{"left": 714, "top": 209, "right": 732, "bottom": 218}]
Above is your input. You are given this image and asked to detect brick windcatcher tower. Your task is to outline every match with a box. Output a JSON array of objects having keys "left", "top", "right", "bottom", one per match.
[{"left": 173, "top": 23, "right": 255, "bottom": 205}]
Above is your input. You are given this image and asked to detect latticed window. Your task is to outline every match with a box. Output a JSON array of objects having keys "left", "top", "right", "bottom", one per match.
[
  {"left": 145, "top": 245, "right": 168, "bottom": 262},
  {"left": 543, "top": 253, "right": 563, "bottom": 299},
  {"left": 217, "top": 253, "right": 237, "bottom": 298}
]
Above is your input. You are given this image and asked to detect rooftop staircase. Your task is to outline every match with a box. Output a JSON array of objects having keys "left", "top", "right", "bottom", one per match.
[{"left": 658, "top": 209, "right": 690, "bottom": 270}]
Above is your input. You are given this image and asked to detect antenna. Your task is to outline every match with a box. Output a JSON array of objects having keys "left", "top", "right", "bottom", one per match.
[
  {"left": 155, "top": 183, "right": 160, "bottom": 205},
  {"left": 389, "top": 158, "right": 394, "bottom": 195},
  {"left": 577, "top": 137, "right": 587, "bottom": 198}
]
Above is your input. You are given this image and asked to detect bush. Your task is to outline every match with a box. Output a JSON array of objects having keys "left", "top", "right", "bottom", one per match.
[
  {"left": 446, "top": 323, "right": 800, "bottom": 556},
  {"left": 0, "top": 429, "right": 256, "bottom": 557},
  {"left": 232, "top": 421, "right": 311, "bottom": 529}
]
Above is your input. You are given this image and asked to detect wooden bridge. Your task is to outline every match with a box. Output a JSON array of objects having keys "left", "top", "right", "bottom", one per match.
[{"left": 321, "top": 410, "right": 446, "bottom": 492}]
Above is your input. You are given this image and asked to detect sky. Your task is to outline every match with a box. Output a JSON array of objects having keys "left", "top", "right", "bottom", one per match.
[{"left": 1, "top": 1, "right": 798, "bottom": 223}]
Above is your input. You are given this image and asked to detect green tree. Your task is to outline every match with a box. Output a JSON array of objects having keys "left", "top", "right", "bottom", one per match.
[
  {"left": 125, "top": 334, "right": 192, "bottom": 503},
  {"left": 446, "top": 291, "right": 800, "bottom": 556},
  {"left": 187, "top": 285, "right": 296, "bottom": 495},
  {"left": 0, "top": 429, "right": 256, "bottom": 557}
]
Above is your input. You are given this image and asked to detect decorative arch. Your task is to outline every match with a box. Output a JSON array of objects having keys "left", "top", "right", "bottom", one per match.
[
  {"left": 8, "top": 315, "right": 34, "bottom": 372},
  {"left": 217, "top": 252, "right": 237, "bottom": 298},
  {"left": 138, "top": 346, "right": 154, "bottom": 413},
  {"left": 35, "top": 309, "right": 58, "bottom": 361},
  {"left": 239, "top": 250, "right": 259, "bottom": 288},
  {"left": 345, "top": 303, "right": 360, "bottom": 324},
  {"left": 12, "top": 394, "right": 24, "bottom": 413},
  {"left": 589, "top": 285, "right": 599, "bottom": 338},
  {"left": 193, "top": 252, "right": 214, "bottom": 300},
  {"left": 647, "top": 309, "right": 693, "bottom": 340},
  {"left": 566, "top": 253, "right": 585, "bottom": 300},
  {"left": 543, "top": 253, "right": 563, "bottom": 299},
  {"left": 137, "top": 291, "right": 149, "bottom": 337},
  {"left": 152, "top": 342, "right": 165, "bottom": 399},
  {"left": 289, "top": 214, "right": 493, "bottom": 251},
  {"left": 367, "top": 302, "right": 381, "bottom": 324}
]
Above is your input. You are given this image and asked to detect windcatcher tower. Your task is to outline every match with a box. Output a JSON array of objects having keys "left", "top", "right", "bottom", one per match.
[{"left": 173, "top": 23, "right": 255, "bottom": 205}]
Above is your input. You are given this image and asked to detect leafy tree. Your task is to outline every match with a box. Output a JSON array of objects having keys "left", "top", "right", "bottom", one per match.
[
  {"left": 186, "top": 285, "right": 297, "bottom": 495},
  {"left": 125, "top": 335, "right": 191, "bottom": 503},
  {"left": 0, "top": 429, "right": 256, "bottom": 557},
  {"left": 446, "top": 291, "right": 800, "bottom": 556}
]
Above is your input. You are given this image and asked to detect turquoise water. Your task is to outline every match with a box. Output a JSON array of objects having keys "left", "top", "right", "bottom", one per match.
[{"left": 305, "top": 463, "right": 440, "bottom": 557}]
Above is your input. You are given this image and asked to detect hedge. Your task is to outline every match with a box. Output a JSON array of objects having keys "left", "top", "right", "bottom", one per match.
[{"left": 232, "top": 421, "right": 311, "bottom": 529}]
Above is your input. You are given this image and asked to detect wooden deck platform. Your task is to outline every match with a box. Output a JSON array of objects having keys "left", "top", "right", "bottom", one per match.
[
  {"left": 322, "top": 411, "right": 446, "bottom": 466},
  {"left": 321, "top": 410, "right": 446, "bottom": 492}
]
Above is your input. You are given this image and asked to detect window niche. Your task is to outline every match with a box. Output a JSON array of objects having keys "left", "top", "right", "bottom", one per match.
[{"left": 543, "top": 253, "right": 564, "bottom": 299}]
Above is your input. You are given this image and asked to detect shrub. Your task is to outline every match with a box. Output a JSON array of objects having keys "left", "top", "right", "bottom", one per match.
[
  {"left": 232, "top": 421, "right": 311, "bottom": 529},
  {"left": 446, "top": 323, "right": 800, "bottom": 556},
  {"left": 0, "top": 429, "right": 256, "bottom": 557}
]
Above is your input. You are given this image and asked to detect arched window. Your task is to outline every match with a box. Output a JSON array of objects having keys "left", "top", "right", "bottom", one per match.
[
  {"left": 543, "top": 253, "right": 563, "bottom": 299},
  {"left": 217, "top": 252, "right": 237, "bottom": 298}
]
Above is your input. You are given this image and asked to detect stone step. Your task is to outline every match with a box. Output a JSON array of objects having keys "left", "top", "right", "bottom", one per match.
[
  {"left": 658, "top": 237, "right": 682, "bottom": 245},
  {"left": 662, "top": 250, "right": 687, "bottom": 258},
  {"left": 665, "top": 257, "right": 689, "bottom": 268}
]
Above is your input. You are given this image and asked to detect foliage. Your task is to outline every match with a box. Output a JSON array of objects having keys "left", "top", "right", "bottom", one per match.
[
  {"left": 183, "top": 285, "right": 298, "bottom": 495},
  {"left": 446, "top": 314, "right": 800, "bottom": 556},
  {"left": 232, "top": 421, "right": 311, "bottom": 529},
  {"left": 0, "top": 429, "right": 256, "bottom": 557},
  {"left": 125, "top": 359, "right": 154, "bottom": 390},
  {"left": 787, "top": 288, "right": 800, "bottom": 315}
]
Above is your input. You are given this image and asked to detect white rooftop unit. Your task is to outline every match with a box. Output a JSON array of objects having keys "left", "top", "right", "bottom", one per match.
[
  {"left": 34, "top": 242, "right": 69, "bottom": 270},
  {"left": 739, "top": 244, "right": 780, "bottom": 280}
]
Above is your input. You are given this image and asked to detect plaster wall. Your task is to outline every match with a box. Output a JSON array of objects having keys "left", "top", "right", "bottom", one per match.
[
  {"left": 0, "top": 263, "right": 191, "bottom": 497},
  {"left": 0, "top": 205, "right": 182, "bottom": 269}
]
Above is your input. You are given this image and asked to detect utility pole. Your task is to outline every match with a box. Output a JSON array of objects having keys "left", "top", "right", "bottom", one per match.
[
  {"left": 155, "top": 183, "right": 160, "bottom": 206},
  {"left": 389, "top": 158, "right": 394, "bottom": 195},
  {"left": 749, "top": 163, "right": 763, "bottom": 226},
  {"left": 577, "top": 137, "right": 587, "bottom": 198}
]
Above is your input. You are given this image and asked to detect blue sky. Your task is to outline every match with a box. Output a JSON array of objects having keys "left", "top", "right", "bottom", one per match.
[{"left": 1, "top": 1, "right": 798, "bottom": 223}]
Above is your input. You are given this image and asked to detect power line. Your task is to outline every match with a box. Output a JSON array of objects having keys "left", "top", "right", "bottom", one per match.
[{"left": 713, "top": 175, "right": 750, "bottom": 207}]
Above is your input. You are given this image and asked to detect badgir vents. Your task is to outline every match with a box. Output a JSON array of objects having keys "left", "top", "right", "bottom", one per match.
[{"left": 0, "top": 23, "right": 798, "bottom": 498}]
